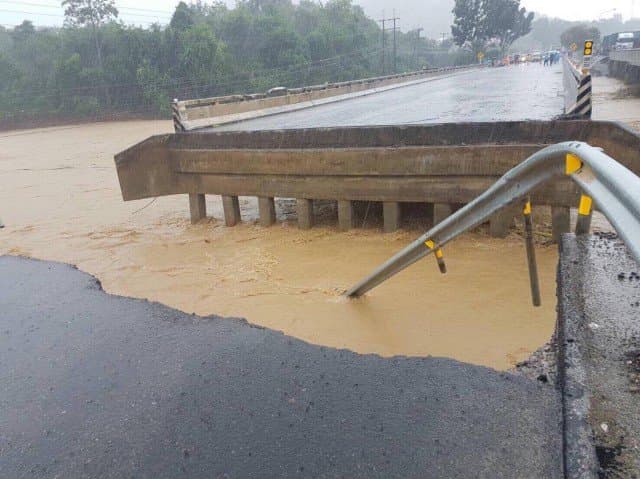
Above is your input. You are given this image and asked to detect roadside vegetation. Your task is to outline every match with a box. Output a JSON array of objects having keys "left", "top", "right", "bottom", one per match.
[{"left": 0, "top": 0, "right": 474, "bottom": 128}]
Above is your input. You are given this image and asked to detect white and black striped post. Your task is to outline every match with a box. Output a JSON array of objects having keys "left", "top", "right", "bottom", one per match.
[
  {"left": 171, "top": 99, "right": 185, "bottom": 133},
  {"left": 564, "top": 40, "right": 593, "bottom": 119},
  {"left": 570, "top": 73, "right": 592, "bottom": 118}
]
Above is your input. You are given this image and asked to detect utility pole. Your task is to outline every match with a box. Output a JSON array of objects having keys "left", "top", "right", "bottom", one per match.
[
  {"left": 392, "top": 15, "right": 397, "bottom": 74},
  {"left": 378, "top": 18, "right": 386, "bottom": 75},
  {"left": 379, "top": 15, "right": 400, "bottom": 75},
  {"left": 412, "top": 27, "right": 424, "bottom": 69}
]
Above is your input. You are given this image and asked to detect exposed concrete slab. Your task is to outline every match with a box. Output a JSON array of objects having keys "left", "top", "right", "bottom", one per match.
[
  {"left": 189, "top": 193, "right": 206, "bottom": 224},
  {"left": 558, "top": 233, "right": 640, "bottom": 478},
  {"left": 297, "top": 198, "right": 313, "bottom": 229},
  {"left": 337, "top": 200, "right": 354, "bottom": 231},
  {"left": 258, "top": 197, "right": 276, "bottom": 227},
  {"left": 0, "top": 255, "right": 563, "bottom": 478},
  {"left": 222, "top": 195, "right": 241, "bottom": 226},
  {"left": 383, "top": 201, "right": 401, "bottom": 233},
  {"left": 552, "top": 206, "right": 571, "bottom": 243}
]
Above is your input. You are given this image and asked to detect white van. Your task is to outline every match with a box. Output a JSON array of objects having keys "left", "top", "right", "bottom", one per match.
[{"left": 615, "top": 32, "right": 635, "bottom": 50}]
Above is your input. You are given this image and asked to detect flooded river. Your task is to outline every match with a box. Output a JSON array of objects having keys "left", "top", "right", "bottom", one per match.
[{"left": 0, "top": 120, "right": 560, "bottom": 370}]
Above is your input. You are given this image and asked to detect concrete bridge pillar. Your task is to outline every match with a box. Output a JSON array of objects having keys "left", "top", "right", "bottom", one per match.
[
  {"left": 552, "top": 206, "right": 571, "bottom": 243},
  {"left": 383, "top": 202, "right": 401, "bottom": 233},
  {"left": 222, "top": 195, "right": 241, "bottom": 226},
  {"left": 432, "top": 203, "right": 453, "bottom": 225},
  {"left": 337, "top": 200, "right": 354, "bottom": 231},
  {"left": 489, "top": 207, "right": 517, "bottom": 238},
  {"left": 258, "top": 197, "right": 276, "bottom": 227},
  {"left": 297, "top": 199, "right": 314, "bottom": 229},
  {"left": 189, "top": 193, "right": 206, "bottom": 224}
]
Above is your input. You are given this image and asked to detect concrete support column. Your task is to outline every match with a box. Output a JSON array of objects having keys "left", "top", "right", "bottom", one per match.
[
  {"left": 432, "top": 203, "right": 453, "bottom": 225},
  {"left": 551, "top": 206, "right": 571, "bottom": 243},
  {"left": 297, "top": 199, "right": 313, "bottom": 230},
  {"left": 258, "top": 197, "right": 276, "bottom": 227},
  {"left": 489, "top": 207, "right": 516, "bottom": 238},
  {"left": 383, "top": 201, "right": 401, "bottom": 233},
  {"left": 222, "top": 195, "right": 241, "bottom": 227},
  {"left": 337, "top": 200, "right": 354, "bottom": 231},
  {"left": 189, "top": 193, "right": 206, "bottom": 224}
]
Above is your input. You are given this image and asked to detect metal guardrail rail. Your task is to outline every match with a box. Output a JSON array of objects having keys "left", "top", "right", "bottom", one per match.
[{"left": 346, "top": 142, "right": 640, "bottom": 300}]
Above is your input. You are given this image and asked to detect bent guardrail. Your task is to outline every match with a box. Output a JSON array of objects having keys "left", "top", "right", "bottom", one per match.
[{"left": 346, "top": 142, "right": 640, "bottom": 300}]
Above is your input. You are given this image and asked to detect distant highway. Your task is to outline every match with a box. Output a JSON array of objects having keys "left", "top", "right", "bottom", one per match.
[{"left": 214, "top": 63, "right": 564, "bottom": 131}]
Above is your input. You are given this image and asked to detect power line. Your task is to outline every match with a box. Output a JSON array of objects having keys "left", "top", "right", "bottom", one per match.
[
  {"left": 0, "top": 5, "right": 171, "bottom": 24},
  {"left": 0, "top": 0, "right": 173, "bottom": 16}
]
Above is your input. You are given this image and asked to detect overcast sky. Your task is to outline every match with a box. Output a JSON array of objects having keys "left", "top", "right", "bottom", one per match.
[{"left": 1, "top": 0, "right": 638, "bottom": 30}]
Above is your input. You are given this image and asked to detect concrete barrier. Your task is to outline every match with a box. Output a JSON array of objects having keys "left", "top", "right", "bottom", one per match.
[
  {"left": 608, "top": 49, "right": 640, "bottom": 84},
  {"left": 172, "top": 66, "right": 480, "bottom": 131},
  {"left": 115, "top": 121, "right": 640, "bottom": 236}
]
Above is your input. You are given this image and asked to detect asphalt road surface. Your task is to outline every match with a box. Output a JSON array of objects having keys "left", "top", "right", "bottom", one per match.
[
  {"left": 214, "top": 63, "right": 564, "bottom": 131},
  {"left": 0, "top": 256, "right": 563, "bottom": 478}
]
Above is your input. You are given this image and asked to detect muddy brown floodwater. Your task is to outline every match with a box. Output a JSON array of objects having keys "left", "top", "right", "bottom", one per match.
[{"left": 0, "top": 120, "right": 561, "bottom": 370}]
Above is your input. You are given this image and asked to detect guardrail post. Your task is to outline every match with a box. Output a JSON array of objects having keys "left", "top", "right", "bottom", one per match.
[
  {"left": 172, "top": 99, "right": 186, "bottom": 132},
  {"left": 551, "top": 206, "right": 571, "bottom": 242},
  {"left": 338, "top": 200, "right": 354, "bottom": 231},
  {"left": 258, "top": 197, "right": 276, "bottom": 227},
  {"left": 222, "top": 195, "right": 241, "bottom": 226},
  {"left": 297, "top": 199, "right": 314, "bottom": 230},
  {"left": 188, "top": 193, "right": 206, "bottom": 224},
  {"left": 523, "top": 200, "right": 541, "bottom": 307},
  {"left": 575, "top": 194, "right": 593, "bottom": 235},
  {"left": 383, "top": 202, "right": 401, "bottom": 233}
]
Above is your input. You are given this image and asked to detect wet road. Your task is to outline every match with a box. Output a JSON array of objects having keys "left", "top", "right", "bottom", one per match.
[
  {"left": 559, "top": 234, "right": 640, "bottom": 476},
  {"left": 214, "top": 64, "right": 564, "bottom": 131},
  {"left": 0, "top": 256, "right": 563, "bottom": 478}
]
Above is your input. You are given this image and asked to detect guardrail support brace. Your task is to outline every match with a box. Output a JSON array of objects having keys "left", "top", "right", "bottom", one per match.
[
  {"left": 523, "top": 200, "right": 541, "bottom": 307},
  {"left": 189, "top": 193, "right": 206, "bottom": 224},
  {"left": 222, "top": 195, "right": 241, "bottom": 227}
]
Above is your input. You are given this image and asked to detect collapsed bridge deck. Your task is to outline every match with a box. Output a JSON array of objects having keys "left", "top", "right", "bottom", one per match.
[{"left": 115, "top": 120, "right": 640, "bottom": 237}]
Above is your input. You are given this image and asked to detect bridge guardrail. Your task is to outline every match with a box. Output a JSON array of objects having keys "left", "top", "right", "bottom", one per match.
[
  {"left": 608, "top": 48, "right": 640, "bottom": 83},
  {"left": 171, "top": 65, "right": 480, "bottom": 131},
  {"left": 562, "top": 56, "right": 592, "bottom": 118},
  {"left": 609, "top": 48, "right": 640, "bottom": 67},
  {"left": 346, "top": 142, "right": 640, "bottom": 299}
]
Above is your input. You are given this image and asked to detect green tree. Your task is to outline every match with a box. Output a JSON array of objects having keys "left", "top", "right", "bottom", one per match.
[
  {"left": 11, "top": 20, "right": 36, "bottom": 43},
  {"left": 61, "top": 0, "right": 118, "bottom": 68},
  {"left": 560, "top": 24, "right": 600, "bottom": 50},
  {"left": 451, "top": 0, "right": 487, "bottom": 55},
  {"left": 170, "top": 2, "right": 195, "bottom": 31},
  {"left": 484, "top": 0, "right": 533, "bottom": 54}
]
